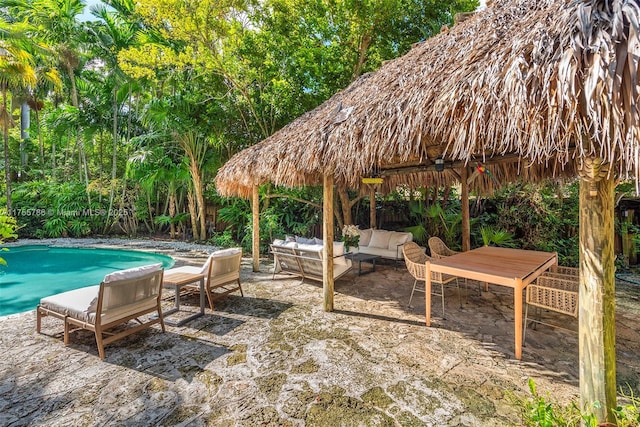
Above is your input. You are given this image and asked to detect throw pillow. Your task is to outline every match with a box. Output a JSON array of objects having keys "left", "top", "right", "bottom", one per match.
[
  {"left": 358, "top": 228, "right": 373, "bottom": 247},
  {"left": 369, "top": 230, "right": 392, "bottom": 249},
  {"left": 387, "top": 232, "right": 412, "bottom": 251}
]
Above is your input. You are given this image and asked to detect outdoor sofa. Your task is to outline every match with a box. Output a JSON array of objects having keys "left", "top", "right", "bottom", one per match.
[
  {"left": 356, "top": 228, "right": 414, "bottom": 260},
  {"left": 270, "top": 238, "right": 352, "bottom": 282}
]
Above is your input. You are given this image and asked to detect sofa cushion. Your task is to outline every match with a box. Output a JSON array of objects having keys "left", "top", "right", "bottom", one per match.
[
  {"left": 358, "top": 228, "right": 373, "bottom": 247},
  {"left": 313, "top": 237, "right": 323, "bottom": 245},
  {"left": 103, "top": 263, "right": 162, "bottom": 284},
  {"left": 387, "top": 232, "right": 412, "bottom": 251},
  {"left": 295, "top": 236, "right": 315, "bottom": 244},
  {"left": 369, "top": 230, "right": 392, "bottom": 249}
]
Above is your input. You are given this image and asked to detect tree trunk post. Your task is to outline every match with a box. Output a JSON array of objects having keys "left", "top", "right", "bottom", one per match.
[
  {"left": 252, "top": 185, "right": 260, "bottom": 272},
  {"left": 323, "top": 174, "right": 335, "bottom": 312},
  {"left": 578, "top": 158, "right": 617, "bottom": 424},
  {"left": 461, "top": 166, "right": 471, "bottom": 251},
  {"left": 369, "top": 186, "right": 376, "bottom": 229}
]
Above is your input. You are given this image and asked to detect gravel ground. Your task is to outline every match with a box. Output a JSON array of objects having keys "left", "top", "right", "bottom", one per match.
[{"left": 1, "top": 238, "right": 639, "bottom": 426}]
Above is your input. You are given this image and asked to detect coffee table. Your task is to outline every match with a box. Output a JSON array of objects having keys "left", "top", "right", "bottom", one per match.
[
  {"left": 162, "top": 271, "right": 206, "bottom": 326},
  {"left": 345, "top": 252, "right": 380, "bottom": 275}
]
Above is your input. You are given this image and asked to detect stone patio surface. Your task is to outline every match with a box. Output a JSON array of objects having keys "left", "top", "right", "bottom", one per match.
[{"left": 1, "top": 239, "right": 639, "bottom": 426}]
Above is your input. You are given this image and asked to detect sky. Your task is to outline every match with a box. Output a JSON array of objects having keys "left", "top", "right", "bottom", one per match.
[{"left": 78, "top": 0, "right": 103, "bottom": 22}]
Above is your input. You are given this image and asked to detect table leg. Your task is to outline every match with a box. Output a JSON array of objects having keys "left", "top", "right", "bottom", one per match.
[
  {"left": 514, "top": 278, "right": 523, "bottom": 360},
  {"left": 199, "top": 278, "right": 205, "bottom": 315},
  {"left": 425, "top": 261, "right": 432, "bottom": 327}
]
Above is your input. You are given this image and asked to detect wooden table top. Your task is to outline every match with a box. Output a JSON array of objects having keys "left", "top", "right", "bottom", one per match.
[
  {"left": 163, "top": 271, "right": 205, "bottom": 286},
  {"left": 428, "top": 246, "right": 557, "bottom": 287}
]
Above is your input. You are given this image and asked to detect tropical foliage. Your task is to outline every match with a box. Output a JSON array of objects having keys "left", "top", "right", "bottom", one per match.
[{"left": 0, "top": 0, "right": 478, "bottom": 243}]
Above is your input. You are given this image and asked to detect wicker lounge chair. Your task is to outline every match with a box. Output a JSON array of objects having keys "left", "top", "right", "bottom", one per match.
[
  {"left": 523, "top": 273, "right": 579, "bottom": 345},
  {"left": 166, "top": 248, "right": 243, "bottom": 311},
  {"left": 403, "top": 242, "right": 461, "bottom": 317},
  {"left": 36, "top": 263, "right": 165, "bottom": 360}
]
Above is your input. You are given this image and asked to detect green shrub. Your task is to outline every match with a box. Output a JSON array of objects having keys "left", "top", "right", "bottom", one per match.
[{"left": 510, "top": 379, "right": 640, "bottom": 427}]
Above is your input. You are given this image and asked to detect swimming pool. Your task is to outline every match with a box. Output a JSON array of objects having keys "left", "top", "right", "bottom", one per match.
[{"left": 0, "top": 245, "right": 175, "bottom": 316}]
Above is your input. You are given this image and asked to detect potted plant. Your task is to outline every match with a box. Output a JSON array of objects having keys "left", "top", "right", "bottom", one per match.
[{"left": 342, "top": 224, "right": 360, "bottom": 252}]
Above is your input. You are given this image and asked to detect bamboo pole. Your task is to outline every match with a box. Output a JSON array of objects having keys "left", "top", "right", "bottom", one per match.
[
  {"left": 252, "top": 185, "right": 260, "bottom": 272},
  {"left": 369, "top": 186, "right": 376, "bottom": 229},
  {"left": 578, "top": 163, "right": 617, "bottom": 424},
  {"left": 323, "top": 174, "right": 335, "bottom": 312},
  {"left": 461, "top": 166, "right": 470, "bottom": 251}
]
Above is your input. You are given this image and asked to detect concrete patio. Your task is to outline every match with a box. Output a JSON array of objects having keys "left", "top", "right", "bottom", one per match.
[{"left": 1, "top": 239, "right": 639, "bottom": 426}]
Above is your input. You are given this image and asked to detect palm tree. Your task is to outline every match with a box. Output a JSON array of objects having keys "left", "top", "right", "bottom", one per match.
[
  {"left": 0, "top": 24, "right": 37, "bottom": 210},
  {"left": 86, "top": 4, "right": 138, "bottom": 232}
]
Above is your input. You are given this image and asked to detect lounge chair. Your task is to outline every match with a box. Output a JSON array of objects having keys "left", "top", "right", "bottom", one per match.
[
  {"left": 166, "top": 248, "right": 243, "bottom": 311},
  {"left": 36, "top": 263, "right": 165, "bottom": 360}
]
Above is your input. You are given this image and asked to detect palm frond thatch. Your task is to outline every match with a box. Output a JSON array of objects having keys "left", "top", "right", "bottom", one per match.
[{"left": 216, "top": 0, "right": 640, "bottom": 198}]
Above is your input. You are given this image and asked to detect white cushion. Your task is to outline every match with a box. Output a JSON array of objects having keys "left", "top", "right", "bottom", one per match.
[
  {"left": 295, "top": 236, "right": 315, "bottom": 244},
  {"left": 387, "top": 232, "right": 412, "bottom": 251},
  {"left": 40, "top": 285, "right": 101, "bottom": 323},
  {"left": 103, "top": 263, "right": 162, "bottom": 284},
  {"left": 358, "top": 228, "right": 373, "bottom": 247},
  {"left": 273, "top": 239, "right": 285, "bottom": 246},
  {"left": 369, "top": 230, "right": 392, "bottom": 249},
  {"left": 333, "top": 241, "right": 348, "bottom": 266},
  {"left": 211, "top": 247, "right": 242, "bottom": 258},
  {"left": 297, "top": 243, "right": 323, "bottom": 253},
  {"left": 313, "top": 237, "right": 323, "bottom": 245},
  {"left": 201, "top": 248, "right": 242, "bottom": 273}
]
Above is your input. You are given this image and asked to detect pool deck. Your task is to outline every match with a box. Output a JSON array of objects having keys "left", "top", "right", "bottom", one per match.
[{"left": 1, "top": 238, "right": 639, "bottom": 426}]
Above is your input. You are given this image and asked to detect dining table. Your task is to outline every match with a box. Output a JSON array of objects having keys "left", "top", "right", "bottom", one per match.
[{"left": 425, "top": 246, "right": 558, "bottom": 360}]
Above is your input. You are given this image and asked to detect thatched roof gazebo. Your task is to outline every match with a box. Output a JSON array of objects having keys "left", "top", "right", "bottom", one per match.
[{"left": 215, "top": 0, "right": 640, "bottom": 422}]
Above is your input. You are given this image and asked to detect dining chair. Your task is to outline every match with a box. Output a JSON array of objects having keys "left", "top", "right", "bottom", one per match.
[{"left": 403, "top": 242, "right": 461, "bottom": 318}]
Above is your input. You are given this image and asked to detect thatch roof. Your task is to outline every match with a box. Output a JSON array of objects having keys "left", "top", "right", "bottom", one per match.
[{"left": 216, "top": 0, "right": 639, "bottom": 198}]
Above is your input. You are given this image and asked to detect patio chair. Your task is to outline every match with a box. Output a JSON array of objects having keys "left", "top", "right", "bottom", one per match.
[
  {"left": 523, "top": 274, "right": 579, "bottom": 345},
  {"left": 428, "top": 236, "right": 479, "bottom": 295},
  {"left": 403, "top": 242, "right": 461, "bottom": 318},
  {"left": 428, "top": 236, "right": 458, "bottom": 259},
  {"left": 167, "top": 248, "right": 243, "bottom": 311},
  {"left": 36, "top": 263, "right": 165, "bottom": 360}
]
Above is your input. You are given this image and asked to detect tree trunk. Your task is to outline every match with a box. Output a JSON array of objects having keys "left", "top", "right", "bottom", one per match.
[
  {"left": 168, "top": 187, "right": 176, "bottom": 238},
  {"left": 103, "top": 86, "right": 119, "bottom": 234},
  {"left": 322, "top": 174, "right": 335, "bottom": 312},
  {"left": 252, "top": 185, "right": 260, "bottom": 272},
  {"left": 578, "top": 159, "right": 617, "bottom": 425},
  {"left": 187, "top": 187, "right": 199, "bottom": 241},
  {"left": 369, "top": 186, "right": 376, "bottom": 229},
  {"left": 2, "top": 88, "right": 11, "bottom": 211},
  {"left": 337, "top": 185, "right": 352, "bottom": 226},
  {"left": 461, "top": 166, "right": 470, "bottom": 251}
]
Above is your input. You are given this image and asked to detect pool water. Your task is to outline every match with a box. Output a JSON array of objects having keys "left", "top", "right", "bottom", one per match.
[{"left": 0, "top": 245, "right": 175, "bottom": 316}]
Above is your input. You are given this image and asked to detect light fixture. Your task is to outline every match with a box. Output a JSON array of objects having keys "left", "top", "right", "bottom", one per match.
[
  {"left": 362, "top": 177, "right": 384, "bottom": 184},
  {"left": 435, "top": 157, "right": 445, "bottom": 172}
]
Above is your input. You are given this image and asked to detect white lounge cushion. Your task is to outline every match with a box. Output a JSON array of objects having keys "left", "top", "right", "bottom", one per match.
[
  {"left": 358, "top": 228, "right": 373, "bottom": 247},
  {"left": 369, "top": 230, "right": 392, "bottom": 249},
  {"left": 40, "top": 285, "right": 101, "bottom": 324},
  {"left": 387, "top": 232, "right": 412, "bottom": 251},
  {"left": 103, "top": 263, "right": 162, "bottom": 283}
]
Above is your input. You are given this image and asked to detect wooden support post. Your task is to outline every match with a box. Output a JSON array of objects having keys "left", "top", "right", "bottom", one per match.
[
  {"left": 323, "top": 174, "right": 335, "bottom": 312},
  {"left": 461, "top": 166, "right": 471, "bottom": 252},
  {"left": 578, "top": 164, "right": 616, "bottom": 424},
  {"left": 252, "top": 185, "right": 260, "bottom": 272},
  {"left": 369, "top": 186, "right": 376, "bottom": 229}
]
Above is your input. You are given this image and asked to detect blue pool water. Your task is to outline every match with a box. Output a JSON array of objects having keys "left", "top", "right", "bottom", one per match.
[{"left": 0, "top": 245, "right": 174, "bottom": 316}]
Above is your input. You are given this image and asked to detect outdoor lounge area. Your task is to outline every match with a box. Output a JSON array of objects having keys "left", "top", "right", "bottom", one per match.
[{"left": 1, "top": 239, "right": 639, "bottom": 425}]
